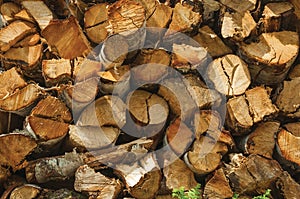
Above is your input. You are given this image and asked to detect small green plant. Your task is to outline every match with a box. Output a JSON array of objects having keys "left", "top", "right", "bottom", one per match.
[
  {"left": 172, "top": 184, "right": 201, "bottom": 199},
  {"left": 232, "top": 189, "right": 271, "bottom": 199}
]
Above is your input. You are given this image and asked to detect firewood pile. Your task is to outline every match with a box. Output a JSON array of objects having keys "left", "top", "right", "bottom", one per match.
[{"left": 0, "top": 0, "right": 300, "bottom": 198}]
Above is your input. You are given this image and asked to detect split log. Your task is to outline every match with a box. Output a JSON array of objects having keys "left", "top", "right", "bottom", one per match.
[
  {"left": 21, "top": 0, "right": 54, "bottom": 30},
  {"left": 221, "top": 10, "right": 256, "bottom": 42},
  {"left": 25, "top": 150, "right": 84, "bottom": 184},
  {"left": 13, "top": 33, "right": 40, "bottom": 48},
  {"left": 0, "top": 20, "right": 36, "bottom": 52},
  {"left": 162, "top": 158, "right": 197, "bottom": 192},
  {"left": 276, "top": 171, "right": 300, "bottom": 199},
  {"left": 106, "top": 0, "right": 146, "bottom": 51},
  {"left": 290, "top": 0, "right": 300, "bottom": 21},
  {"left": 60, "top": 77, "right": 99, "bottom": 117},
  {"left": 206, "top": 54, "right": 251, "bottom": 96},
  {"left": 13, "top": 9, "right": 35, "bottom": 23},
  {"left": 42, "top": 59, "right": 72, "bottom": 87},
  {"left": 276, "top": 78, "right": 300, "bottom": 117},
  {"left": 165, "top": 118, "right": 194, "bottom": 155},
  {"left": 238, "top": 121, "right": 280, "bottom": 159},
  {"left": 288, "top": 64, "right": 300, "bottom": 79},
  {"left": 225, "top": 154, "right": 282, "bottom": 195},
  {"left": 1, "top": 44, "right": 42, "bottom": 71},
  {"left": 0, "top": 67, "right": 26, "bottom": 100},
  {"left": 203, "top": 168, "right": 233, "bottom": 199},
  {"left": 219, "top": 0, "right": 257, "bottom": 13},
  {"left": 42, "top": 16, "right": 91, "bottom": 59},
  {"left": 98, "top": 64, "right": 130, "bottom": 95},
  {"left": 9, "top": 184, "right": 41, "bottom": 199},
  {"left": 165, "top": 3, "right": 201, "bottom": 37},
  {"left": 259, "top": 2, "right": 294, "bottom": 33},
  {"left": 114, "top": 154, "right": 161, "bottom": 199},
  {"left": 74, "top": 165, "right": 122, "bottom": 199},
  {"left": 84, "top": 3, "right": 109, "bottom": 44},
  {"left": 73, "top": 58, "right": 102, "bottom": 82},
  {"left": 171, "top": 43, "right": 208, "bottom": 72},
  {"left": 276, "top": 128, "right": 300, "bottom": 167},
  {"left": 131, "top": 49, "right": 170, "bottom": 87},
  {"left": 67, "top": 125, "right": 120, "bottom": 152},
  {"left": 0, "top": 133, "right": 37, "bottom": 170},
  {"left": 126, "top": 90, "right": 169, "bottom": 138},
  {"left": 146, "top": 4, "right": 172, "bottom": 29},
  {"left": 0, "top": 83, "right": 42, "bottom": 116},
  {"left": 0, "top": 2, "right": 20, "bottom": 22},
  {"left": 77, "top": 95, "right": 126, "bottom": 128},
  {"left": 99, "top": 34, "right": 129, "bottom": 70},
  {"left": 226, "top": 86, "right": 278, "bottom": 134},
  {"left": 184, "top": 135, "right": 228, "bottom": 175},
  {"left": 200, "top": 0, "right": 220, "bottom": 23},
  {"left": 135, "top": 0, "right": 157, "bottom": 20},
  {"left": 0, "top": 166, "right": 10, "bottom": 184},
  {"left": 239, "top": 31, "right": 299, "bottom": 85},
  {"left": 192, "top": 25, "right": 232, "bottom": 58}
]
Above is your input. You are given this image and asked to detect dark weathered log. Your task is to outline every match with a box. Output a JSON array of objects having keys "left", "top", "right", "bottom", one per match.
[
  {"left": 219, "top": 0, "right": 257, "bottom": 13},
  {"left": 206, "top": 54, "right": 251, "bottom": 96},
  {"left": 276, "top": 171, "right": 300, "bottom": 199},
  {"left": 74, "top": 165, "right": 122, "bottom": 199},
  {"left": 203, "top": 168, "right": 233, "bottom": 199},
  {"left": 9, "top": 184, "right": 41, "bottom": 199},
  {"left": 42, "top": 16, "right": 91, "bottom": 59},
  {"left": 288, "top": 64, "right": 300, "bottom": 79},
  {"left": 239, "top": 31, "right": 299, "bottom": 85}
]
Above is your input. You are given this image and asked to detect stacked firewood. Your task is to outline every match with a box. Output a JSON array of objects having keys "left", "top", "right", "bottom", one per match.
[{"left": 0, "top": 0, "right": 300, "bottom": 198}]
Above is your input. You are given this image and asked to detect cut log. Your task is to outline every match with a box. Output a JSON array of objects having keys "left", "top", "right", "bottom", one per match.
[
  {"left": 99, "top": 34, "right": 129, "bottom": 70},
  {"left": 98, "top": 64, "right": 130, "bottom": 95},
  {"left": 73, "top": 58, "right": 102, "bottom": 82},
  {"left": 165, "top": 3, "right": 201, "bottom": 36},
  {"left": 0, "top": 67, "right": 26, "bottom": 100},
  {"left": 0, "top": 20, "right": 36, "bottom": 52},
  {"left": 0, "top": 2, "right": 20, "bottom": 22},
  {"left": 238, "top": 122, "right": 280, "bottom": 159},
  {"left": 288, "top": 64, "right": 300, "bottom": 79},
  {"left": 193, "top": 25, "right": 232, "bottom": 58},
  {"left": 0, "top": 166, "right": 10, "bottom": 184},
  {"left": 9, "top": 184, "right": 41, "bottom": 199},
  {"left": 225, "top": 154, "right": 282, "bottom": 195},
  {"left": 276, "top": 78, "right": 300, "bottom": 118},
  {"left": 106, "top": 0, "right": 146, "bottom": 51},
  {"left": 146, "top": 4, "right": 172, "bottom": 29},
  {"left": 74, "top": 165, "right": 122, "bottom": 198},
  {"left": 221, "top": 10, "right": 256, "bottom": 42},
  {"left": 259, "top": 2, "right": 294, "bottom": 33},
  {"left": 219, "top": 0, "right": 257, "bottom": 13},
  {"left": 158, "top": 77, "right": 197, "bottom": 121},
  {"left": 114, "top": 154, "right": 161, "bottom": 199},
  {"left": 25, "top": 150, "right": 84, "bottom": 184},
  {"left": 13, "top": 9, "right": 35, "bottom": 23},
  {"left": 127, "top": 90, "right": 169, "bottom": 137},
  {"left": 13, "top": 33, "right": 40, "bottom": 48},
  {"left": 203, "top": 168, "right": 233, "bottom": 199},
  {"left": 21, "top": 0, "right": 54, "bottom": 30},
  {"left": 42, "top": 16, "right": 91, "bottom": 59},
  {"left": 194, "top": 110, "right": 222, "bottom": 139},
  {"left": 131, "top": 49, "right": 170, "bottom": 86},
  {"left": 165, "top": 118, "right": 194, "bottom": 155},
  {"left": 276, "top": 128, "right": 300, "bottom": 167},
  {"left": 1, "top": 44, "right": 42, "bottom": 71},
  {"left": 206, "top": 54, "right": 251, "bottom": 96},
  {"left": 67, "top": 125, "right": 120, "bottom": 152},
  {"left": 31, "top": 95, "right": 72, "bottom": 123},
  {"left": 84, "top": 3, "right": 109, "bottom": 44},
  {"left": 171, "top": 43, "right": 208, "bottom": 72},
  {"left": 226, "top": 86, "right": 278, "bottom": 134},
  {"left": 0, "top": 133, "right": 37, "bottom": 170},
  {"left": 0, "top": 84, "right": 42, "bottom": 116},
  {"left": 42, "top": 59, "right": 72, "bottom": 87},
  {"left": 60, "top": 77, "right": 99, "bottom": 117},
  {"left": 184, "top": 135, "right": 228, "bottom": 175},
  {"left": 239, "top": 31, "right": 299, "bottom": 85},
  {"left": 77, "top": 95, "right": 126, "bottom": 128},
  {"left": 163, "top": 158, "right": 197, "bottom": 192},
  {"left": 135, "top": 0, "right": 157, "bottom": 20},
  {"left": 276, "top": 171, "right": 300, "bottom": 199}
]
